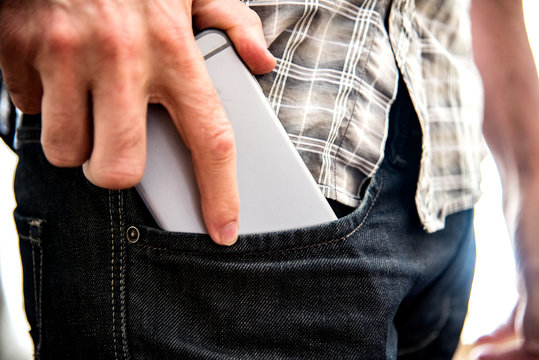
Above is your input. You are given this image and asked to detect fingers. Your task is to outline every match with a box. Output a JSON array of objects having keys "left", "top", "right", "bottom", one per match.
[
  {"left": 154, "top": 35, "right": 239, "bottom": 246},
  {"left": 472, "top": 297, "right": 539, "bottom": 360},
  {"left": 193, "top": 0, "right": 276, "bottom": 74},
  {"left": 36, "top": 6, "right": 149, "bottom": 188},
  {"left": 0, "top": 10, "right": 42, "bottom": 114},
  {"left": 41, "top": 73, "right": 91, "bottom": 167},
  {"left": 83, "top": 59, "right": 148, "bottom": 189},
  {"left": 39, "top": 31, "right": 91, "bottom": 167},
  {"left": 188, "top": 0, "right": 274, "bottom": 244},
  {"left": 1, "top": 65, "right": 42, "bottom": 114},
  {"left": 475, "top": 308, "right": 519, "bottom": 346}
]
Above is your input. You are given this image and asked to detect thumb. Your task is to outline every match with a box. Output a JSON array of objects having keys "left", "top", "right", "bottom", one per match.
[
  {"left": 521, "top": 287, "right": 539, "bottom": 355},
  {"left": 474, "top": 306, "right": 518, "bottom": 346},
  {"left": 193, "top": 0, "right": 276, "bottom": 74}
]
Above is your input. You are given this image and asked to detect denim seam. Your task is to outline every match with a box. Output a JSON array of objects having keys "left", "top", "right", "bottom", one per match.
[
  {"left": 136, "top": 177, "right": 383, "bottom": 257},
  {"left": 30, "top": 241, "right": 43, "bottom": 359},
  {"left": 26, "top": 217, "right": 44, "bottom": 359},
  {"left": 118, "top": 191, "right": 130, "bottom": 360},
  {"left": 31, "top": 244, "right": 38, "bottom": 337},
  {"left": 36, "top": 244, "right": 43, "bottom": 359},
  {"left": 397, "top": 296, "right": 452, "bottom": 356},
  {"left": 109, "top": 190, "right": 118, "bottom": 360}
]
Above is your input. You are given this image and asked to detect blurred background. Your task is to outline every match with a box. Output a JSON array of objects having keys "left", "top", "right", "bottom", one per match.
[{"left": 0, "top": 1, "right": 537, "bottom": 359}]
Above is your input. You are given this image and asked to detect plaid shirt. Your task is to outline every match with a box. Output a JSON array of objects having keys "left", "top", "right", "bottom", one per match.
[{"left": 246, "top": 0, "right": 484, "bottom": 232}]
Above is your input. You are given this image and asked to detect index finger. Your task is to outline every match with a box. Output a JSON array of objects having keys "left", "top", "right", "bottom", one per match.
[{"left": 151, "top": 34, "right": 240, "bottom": 246}]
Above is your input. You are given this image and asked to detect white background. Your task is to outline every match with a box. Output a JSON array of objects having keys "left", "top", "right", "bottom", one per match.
[{"left": 0, "top": 1, "right": 538, "bottom": 357}]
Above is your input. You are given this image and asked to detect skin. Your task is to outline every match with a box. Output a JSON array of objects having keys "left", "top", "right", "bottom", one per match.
[
  {"left": 0, "top": 0, "right": 276, "bottom": 246},
  {"left": 471, "top": 0, "right": 539, "bottom": 358}
]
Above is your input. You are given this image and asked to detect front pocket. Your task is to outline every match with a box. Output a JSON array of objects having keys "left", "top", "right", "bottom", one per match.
[
  {"left": 124, "top": 170, "right": 384, "bottom": 257},
  {"left": 121, "top": 171, "right": 403, "bottom": 359},
  {"left": 14, "top": 211, "right": 46, "bottom": 359}
]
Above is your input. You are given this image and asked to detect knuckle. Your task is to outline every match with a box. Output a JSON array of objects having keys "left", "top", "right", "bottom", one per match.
[
  {"left": 111, "top": 122, "right": 145, "bottom": 155},
  {"left": 42, "top": 139, "right": 87, "bottom": 167},
  {"left": 41, "top": 114, "right": 90, "bottom": 166},
  {"left": 245, "top": 8, "right": 263, "bottom": 27},
  {"left": 98, "top": 30, "right": 137, "bottom": 60},
  {"left": 182, "top": 91, "right": 236, "bottom": 164},
  {"left": 1, "top": 66, "right": 43, "bottom": 113},
  {"left": 85, "top": 15, "right": 143, "bottom": 61},
  {"left": 150, "top": 22, "right": 192, "bottom": 58},
  {"left": 43, "top": 150, "right": 86, "bottom": 168},
  {"left": 9, "top": 92, "right": 41, "bottom": 114},
  {"left": 43, "top": 24, "right": 81, "bottom": 57},
  {"left": 204, "top": 121, "right": 236, "bottom": 161},
  {"left": 90, "top": 160, "right": 145, "bottom": 189},
  {"left": 90, "top": 124, "right": 146, "bottom": 187}
]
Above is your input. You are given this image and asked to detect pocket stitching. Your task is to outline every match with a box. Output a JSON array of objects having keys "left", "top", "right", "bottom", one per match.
[
  {"left": 109, "top": 190, "right": 119, "bottom": 360},
  {"left": 136, "top": 177, "right": 383, "bottom": 257},
  {"left": 34, "top": 243, "right": 43, "bottom": 359},
  {"left": 110, "top": 190, "right": 130, "bottom": 360},
  {"left": 19, "top": 234, "right": 42, "bottom": 244}
]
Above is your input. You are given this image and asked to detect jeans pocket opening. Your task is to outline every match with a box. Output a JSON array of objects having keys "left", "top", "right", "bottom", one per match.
[{"left": 127, "top": 173, "right": 384, "bottom": 257}]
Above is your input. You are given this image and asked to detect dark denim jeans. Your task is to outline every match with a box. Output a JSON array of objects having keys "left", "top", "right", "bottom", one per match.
[{"left": 10, "top": 81, "right": 475, "bottom": 359}]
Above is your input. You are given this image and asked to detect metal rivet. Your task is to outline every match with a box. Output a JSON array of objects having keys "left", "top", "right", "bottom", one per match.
[{"left": 126, "top": 226, "right": 140, "bottom": 243}]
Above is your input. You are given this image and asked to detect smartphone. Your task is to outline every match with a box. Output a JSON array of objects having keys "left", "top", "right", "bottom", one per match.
[{"left": 136, "top": 30, "right": 337, "bottom": 234}]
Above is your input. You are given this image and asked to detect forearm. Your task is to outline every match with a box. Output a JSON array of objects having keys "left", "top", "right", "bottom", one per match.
[
  {"left": 471, "top": 0, "right": 539, "bottom": 190},
  {"left": 472, "top": 1, "right": 539, "bottom": 342}
]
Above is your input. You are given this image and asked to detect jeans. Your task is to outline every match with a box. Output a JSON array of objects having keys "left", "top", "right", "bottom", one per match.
[{"left": 11, "top": 80, "right": 475, "bottom": 360}]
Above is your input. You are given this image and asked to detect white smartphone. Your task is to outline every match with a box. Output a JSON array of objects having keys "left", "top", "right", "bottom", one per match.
[{"left": 136, "top": 30, "right": 336, "bottom": 234}]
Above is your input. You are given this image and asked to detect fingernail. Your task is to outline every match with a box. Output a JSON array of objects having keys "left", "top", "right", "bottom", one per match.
[{"left": 218, "top": 221, "right": 238, "bottom": 246}]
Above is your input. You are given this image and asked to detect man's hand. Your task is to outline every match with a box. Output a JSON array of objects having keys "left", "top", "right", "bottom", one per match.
[
  {"left": 472, "top": 0, "right": 539, "bottom": 358},
  {"left": 472, "top": 293, "right": 539, "bottom": 359},
  {"left": 0, "top": 0, "right": 276, "bottom": 245},
  {"left": 471, "top": 186, "right": 539, "bottom": 360}
]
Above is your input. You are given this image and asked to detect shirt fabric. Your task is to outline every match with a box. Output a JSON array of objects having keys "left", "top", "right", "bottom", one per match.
[{"left": 245, "top": 0, "right": 484, "bottom": 232}]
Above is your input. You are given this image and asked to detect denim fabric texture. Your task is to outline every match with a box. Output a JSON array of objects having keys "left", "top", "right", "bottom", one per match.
[{"left": 12, "top": 80, "right": 475, "bottom": 359}]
